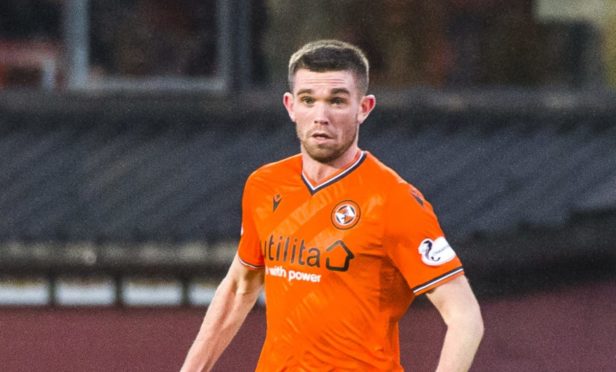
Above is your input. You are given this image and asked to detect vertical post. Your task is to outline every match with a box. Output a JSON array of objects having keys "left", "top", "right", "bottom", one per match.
[
  {"left": 40, "top": 58, "right": 57, "bottom": 91},
  {"left": 236, "top": 0, "right": 253, "bottom": 90},
  {"left": 218, "top": 0, "right": 253, "bottom": 93},
  {"left": 217, "top": 0, "right": 233, "bottom": 92},
  {"left": 114, "top": 274, "right": 124, "bottom": 307},
  {"left": 63, "top": 0, "right": 90, "bottom": 89},
  {"left": 48, "top": 273, "right": 57, "bottom": 306},
  {"left": 181, "top": 276, "right": 191, "bottom": 307}
]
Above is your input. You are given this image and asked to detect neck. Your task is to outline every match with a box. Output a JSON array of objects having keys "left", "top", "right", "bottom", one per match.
[{"left": 301, "top": 146, "right": 361, "bottom": 183}]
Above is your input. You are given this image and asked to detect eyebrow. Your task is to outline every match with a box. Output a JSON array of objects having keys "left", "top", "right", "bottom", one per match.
[
  {"left": 296, "top": 88, "right": 313, "bottom": 96},
  {"left": 295, "top": 88, "right": 351, "bottom": 96},
  {"left": 330, "top": 88, "right": 351, "bottom": 95}
]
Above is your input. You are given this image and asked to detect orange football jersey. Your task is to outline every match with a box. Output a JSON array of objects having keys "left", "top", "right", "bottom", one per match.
[{"left": 238, "top": 150, "right": 464, "bottom": 371}]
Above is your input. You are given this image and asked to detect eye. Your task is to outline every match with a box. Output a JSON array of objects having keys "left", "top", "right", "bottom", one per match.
[
  {"left": 300, "top": 96, "right": 315, "bottom": 105},
  {"left": 330, "top": 97, "right": 346, "bottom": 105}
]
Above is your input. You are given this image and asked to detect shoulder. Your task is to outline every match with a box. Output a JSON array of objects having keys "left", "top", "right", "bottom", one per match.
[
  {"left": 363, "top": 152, "right": 418, "bottom": 191},
  {"left": 363, "top": 152, "right": 428, "bottom": 208},
  {"left": 245, "top": 153, "right": 302, "bottom": 188}
]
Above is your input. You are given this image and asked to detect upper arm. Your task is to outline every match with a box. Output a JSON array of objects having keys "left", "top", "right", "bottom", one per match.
[
  {"left": 237, "top": 175, "right": 265, "bottom": 269},
  {"left": 384, "top": 182, "right": 464, "bottom": 296},
  {"left": 224, "top": 254, "right": 264, "bottom": 296},
  {"left": 426, "top": 275, "right": 482, "bottom": 326}
]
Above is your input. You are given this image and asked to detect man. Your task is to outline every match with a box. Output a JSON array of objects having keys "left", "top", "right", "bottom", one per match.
[{"left": 181, "top": 39, "right": 484, "bottom": 371}]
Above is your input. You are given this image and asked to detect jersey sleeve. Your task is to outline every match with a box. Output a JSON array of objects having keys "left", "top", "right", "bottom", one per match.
[
  {"left": 237, "top": 175, "right": 265, "bottom": 270},
  {"left": 384, "top": 182, "right": 464, "bottom": 296}
]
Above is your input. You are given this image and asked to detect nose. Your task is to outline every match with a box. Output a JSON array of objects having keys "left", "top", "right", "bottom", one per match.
[{"left": 313, "top": 102, "right": 329, "bottom": 125}]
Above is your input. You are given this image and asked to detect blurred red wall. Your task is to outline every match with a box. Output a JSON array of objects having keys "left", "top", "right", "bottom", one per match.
[{"left": 0, "top": 280, "right": 613, "bottom": 372}]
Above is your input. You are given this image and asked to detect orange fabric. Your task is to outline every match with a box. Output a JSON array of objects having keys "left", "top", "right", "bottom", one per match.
[{"left": 238, "top": 151, "right": 463, "bottom": 371}]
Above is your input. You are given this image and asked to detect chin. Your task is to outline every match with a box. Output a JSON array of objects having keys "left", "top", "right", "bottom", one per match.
[{"left": 306, "top": 147, "right": 344, "bottom": 164}]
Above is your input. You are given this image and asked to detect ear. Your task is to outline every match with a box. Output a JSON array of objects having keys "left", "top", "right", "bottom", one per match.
[
  {"left": 283, "top": 92, "right": 296, "bottom": 122},
  {"left": 357, "top": 94, "right": 376, "bottom": 124}
]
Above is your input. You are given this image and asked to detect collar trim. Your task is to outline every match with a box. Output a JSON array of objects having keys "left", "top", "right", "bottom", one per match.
[{"left": 301, "top": 151, "right": 366, "bottom": 195}]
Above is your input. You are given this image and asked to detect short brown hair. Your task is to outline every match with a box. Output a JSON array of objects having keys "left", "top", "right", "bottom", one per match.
[{"left": 288, "top": 39, "right": 370, "bottom": 94}]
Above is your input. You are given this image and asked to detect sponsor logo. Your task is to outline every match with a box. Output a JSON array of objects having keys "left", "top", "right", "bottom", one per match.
[
  {"left": 418, "top": 237, "right": 456, "bottom": 266},
  {"left": 265, "top": 265, "right": 322, "bottom": 283},
  {"left": 262, "top": 235, "right": 355, "bottom": 272},
  {"left": 273, "top": 194, "right": 282, "bottom": 212},
  {"left": 331, "top": 200, "right": 360, "bottom": 230}
]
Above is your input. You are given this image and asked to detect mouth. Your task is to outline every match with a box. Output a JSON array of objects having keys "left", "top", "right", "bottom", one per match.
[{"left": 311, "top": 132, "right": 332, "bottom": 140}]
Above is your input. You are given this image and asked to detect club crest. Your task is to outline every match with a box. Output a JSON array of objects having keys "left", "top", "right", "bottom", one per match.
[{"left": 331, "top": 200, "right": 360, "bottom": 230}]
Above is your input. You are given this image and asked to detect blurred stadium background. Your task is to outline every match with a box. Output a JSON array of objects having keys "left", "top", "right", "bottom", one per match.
[{"left": 0, "top": 1, "right": 615, "bottom": 371}]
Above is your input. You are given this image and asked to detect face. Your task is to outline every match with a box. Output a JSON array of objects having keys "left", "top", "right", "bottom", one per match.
[{"left": 283, "top": 69, "right": 375, "bottom": 165}]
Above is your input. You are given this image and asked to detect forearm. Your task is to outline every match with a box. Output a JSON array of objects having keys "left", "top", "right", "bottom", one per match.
[
  {"left": 435, "top": 315, "right": 484, "bottom": 372},
  {"left": 181, "top": 275, "right": 262, "bottom": 372},
  {"left": 427, "top": 276, "right": 484, "bottom": 372}
]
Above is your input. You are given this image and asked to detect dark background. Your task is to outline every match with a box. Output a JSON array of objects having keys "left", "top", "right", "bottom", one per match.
[{"left": 0, "top": 1, "right": 615, "bottom": 370}]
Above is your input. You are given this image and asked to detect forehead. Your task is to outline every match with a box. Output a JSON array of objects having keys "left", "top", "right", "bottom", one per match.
[{"left": 292, "top": 69, "right": 358, "bottom": 94}]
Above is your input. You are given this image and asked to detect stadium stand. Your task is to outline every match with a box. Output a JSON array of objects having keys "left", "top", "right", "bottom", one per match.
[{"left": 0, "top": 91, "right": 614, "bottom": 295}]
